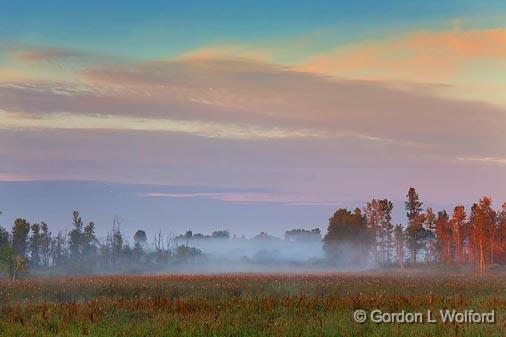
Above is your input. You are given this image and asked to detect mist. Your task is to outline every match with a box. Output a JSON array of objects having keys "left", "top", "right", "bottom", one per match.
[{"left": 0, "top": 216, "right": 377, "bottom": 279}]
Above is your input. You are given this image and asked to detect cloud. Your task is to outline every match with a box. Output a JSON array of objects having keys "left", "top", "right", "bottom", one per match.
[
  {"left": 13, "top": 48, "right": 86, "bottom": 63},
  {"left": 303, "top": 27, "right": 506, "bottom": 76},
  {"left": 0, "top": 109, "right": 327, "bottom": 140},
  {"left": 0, "top": 172, "right": 34, "bottom": 182},
  {"left": 457, "top": 157, "right": 506, "bottom": 165},
  {"left": 137, "top": 192, "right": 338, "bottom": 206},
  {"left": 1, "top": 125, "right": 505, "bottom": 206},
  {"left": 301, "top": 27, "right": 506, "bottom": 105},
  {"left": 1, "top": 50, "right": 505, "bottom": 153},
  {"left": 3, "top": 42, "right": 128, "bottom": 66},
  {"left": 1, "top": 43, "right": 506, "bottom": 205},
  {"left": 178, "top": 44, "right": 274, "bottom": 63}
]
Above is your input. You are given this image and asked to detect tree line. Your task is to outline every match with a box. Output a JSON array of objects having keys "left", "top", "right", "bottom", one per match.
[
  {"left": 0, "top": 209, "right": 322, "bottom": 280},
  {"left": 1, "top": 187, "right": 504, "bottom": 278},
  {"left": 0, "top": 211, "right": 209, "bottom": 280},
  {"left": 323, "top": 187, "right": 506, "bottom": 275}
]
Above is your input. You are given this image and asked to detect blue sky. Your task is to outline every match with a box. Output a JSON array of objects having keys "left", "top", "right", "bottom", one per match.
[{"left": 3, "top": 1, "right": 504, "bottom": 58}]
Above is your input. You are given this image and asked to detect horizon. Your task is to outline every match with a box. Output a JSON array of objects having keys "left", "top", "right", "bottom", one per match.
[{"left": 0, "top": 179, "right": 503, "bottom": 239}]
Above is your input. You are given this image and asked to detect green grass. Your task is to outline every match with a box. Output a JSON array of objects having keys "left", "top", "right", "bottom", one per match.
[{"left": 0, "top": 273, "right": 505, "bottom": 336}]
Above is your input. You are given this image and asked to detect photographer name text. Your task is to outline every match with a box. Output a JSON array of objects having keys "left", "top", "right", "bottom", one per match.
[{"left": 353, "top": 309, "right": 496, "bottom": 324}]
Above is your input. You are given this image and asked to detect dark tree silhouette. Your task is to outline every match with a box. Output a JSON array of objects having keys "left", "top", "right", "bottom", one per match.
[
  {"left": 68, "top": 211, "right": 84, "bottom": 261},
  {"left": 323, "top": 208, "right": 373, "bottom": 264},
  {"left": 134, "top": 230, "right": 147, "bottom": 244},
  {"left": 11, "top": 218, "right": 30, "bottom": 258}
]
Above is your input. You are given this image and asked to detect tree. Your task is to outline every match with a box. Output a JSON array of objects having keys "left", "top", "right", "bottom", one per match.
[
  {"left": 174, "top": 245, "right": 203, "bottom": 263},
  {"left": 111, "top": 216, "right": 124, "bottom": 265},
  {"left": 449, "top": 206, "right": 466, "bottom": 264},
  {"left": 495, "top": 203, "right": 506, "bottom": 264},
  {"left": 435, "top": 210, "right": 451, "bottom": 264},
  {"left": 153, "top": 230, "right": 167, "bottom": 264},
  {"left": 40, "top": 222, "right": 51, "bottom": 267},
  {"left": 184, "top": 230, "right": 193, "bottom": 246},
  {"left": 132, "top": 241, "right": 144, "bottom": 263},
  {"left": 11, "top": 218, "right": 30, "bottom": 258},
  {"left": 51, "top": 231, "right": 67, "bottom": 267},
  {"left": 424, "top": 208, "right": 437, "bottom": 263},
  {"left": 82, "top": 221, "right": 98, "bottom": 262},
  {"left": 365, "top": 199, "right": 395, "bottom": 266},
  {"left": 364, "top": 199, "right": 383, "bottom": 264},
  {"left": 284, "top": 228, "right": 321, "bottom": 242},
  {"left": 323, "top": 208, "right": 373, "bottom": 264},
  {"left": 394, "top": 224, "right": 405, "bottom": 270},
  {"left": 252, "top": 232, "right": 279, "bottom": 241},
  {"left": 0, "top": 244, "right": 14, "bottom": 278},
  {"left": 212, "top": 230, "right": 230, "bottom": 239},
  {"left": 0, "top": 222, "right": 16, "bottom": 279},
  {"left": 0, "top": 244, "right": 24, "bottom": 281},
  {"left": 469, "top": 197, "right": 496, "bottom": 276},
  {"left": 404, "top": 188, "right": 426, "bottom": 264},
  {"left": 134, "top": 230, "right": 147, "bottom": 245},
  {"left": 4, "top": 218, "right": 30, "bottom": 281},
  {"left": 379, "top": 199, "right": 394, "bottom": 265},
  {"left": 68, "top": 211, "right": 84, "bottom": 261},
  {"left": 0, "top": 226, "right": 9, "bottom": 246},
  {"left": 29, "top": 223, "right": 42, "bottom": 266}
]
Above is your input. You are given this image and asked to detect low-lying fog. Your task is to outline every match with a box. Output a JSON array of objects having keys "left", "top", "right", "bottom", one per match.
[{"left": 187, "top": 238, "right": 324, "bottom": 261}]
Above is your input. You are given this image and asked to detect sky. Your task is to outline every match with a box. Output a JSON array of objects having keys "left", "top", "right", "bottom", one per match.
[{"left": 0, "top": 1, "right": 505, "bottom": 237}]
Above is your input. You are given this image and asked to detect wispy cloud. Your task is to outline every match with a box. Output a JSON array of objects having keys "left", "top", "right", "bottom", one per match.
[
  {"left": 0, "top": 109, "right": 327, "bottom": 140},
  {"left": 2, "top": 49, "right": 505, "bottom": 151},
  {"left": 163, "top": 26, "right": 506, "bottom": 106},
  {"left": 137, "top": 191, "right": 338, "bottom": 206},
  {"left": 0, "top": 172, "right": 34, "bottom": 182},
  {"left": 457, "top": 157, "right": 506, "bottom": 165}
]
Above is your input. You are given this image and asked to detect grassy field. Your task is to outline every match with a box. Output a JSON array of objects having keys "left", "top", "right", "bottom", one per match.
[{"left": 0, "top": 272, "right": 505, "bottom": 337}]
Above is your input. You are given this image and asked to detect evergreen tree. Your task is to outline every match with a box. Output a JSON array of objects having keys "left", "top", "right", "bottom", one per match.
[
  {"left": 82, "top": 221, "right": 98, "bottom": 262},
  {"left": 68, "top": 211, "right": 84, "bottom": 261},
  {"left": 404, "top": 188, "right": 426, "bottom": 264}
]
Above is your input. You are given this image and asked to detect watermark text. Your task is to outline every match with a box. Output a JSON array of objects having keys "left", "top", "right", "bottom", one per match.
[{"left": 353, "top": 309, "right": 496, "bottom": 324}]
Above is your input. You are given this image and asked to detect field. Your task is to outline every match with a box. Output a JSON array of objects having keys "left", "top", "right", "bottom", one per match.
[{"left": 0, "top": 273, "right": 505, "bottom": 337}]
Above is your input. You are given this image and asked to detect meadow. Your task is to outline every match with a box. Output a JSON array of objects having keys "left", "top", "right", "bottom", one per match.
[{"left": 0, "top": 273, "right": 505, "bottom": 337}]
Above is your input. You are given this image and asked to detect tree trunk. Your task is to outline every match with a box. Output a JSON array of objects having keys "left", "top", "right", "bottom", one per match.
[
  {"left": 11, "top": 255, "right": 16, "bottom": 282},
  {"left": 397, "top": 242, "right": 403, "bottom": 270},
  {"left": 491, "top": 241, "right": 494, "bottom": 265}
]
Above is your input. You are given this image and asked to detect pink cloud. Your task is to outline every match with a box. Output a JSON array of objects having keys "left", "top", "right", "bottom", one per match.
[{"left": 137, "top": 192, "right": 340, "bottom": 206}]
